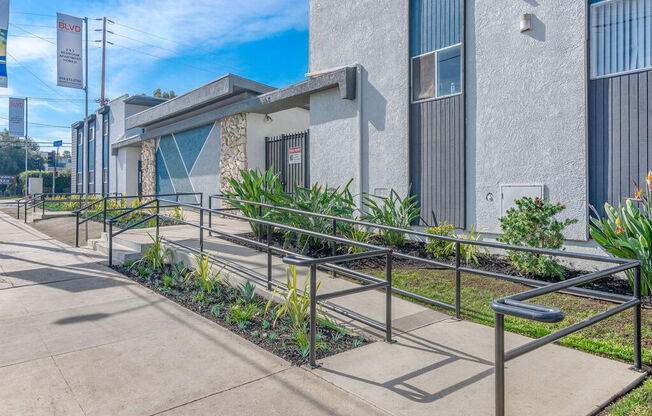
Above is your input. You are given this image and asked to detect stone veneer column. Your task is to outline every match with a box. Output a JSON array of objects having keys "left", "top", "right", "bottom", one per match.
[
  {"left": 219, "top": 113, "right": 247, "bottom": 194},
  {"left": 141, "top": 139, "right": 156, "bottom": 196}
]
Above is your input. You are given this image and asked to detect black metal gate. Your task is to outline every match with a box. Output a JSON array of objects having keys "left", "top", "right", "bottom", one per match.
[{"left": 265, "top": 130, "right": 310, "bottom": 193}]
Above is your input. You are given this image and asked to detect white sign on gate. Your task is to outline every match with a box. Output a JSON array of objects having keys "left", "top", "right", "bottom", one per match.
[{"left": 288, "top": 146, "right": 302, "bottom": 165}]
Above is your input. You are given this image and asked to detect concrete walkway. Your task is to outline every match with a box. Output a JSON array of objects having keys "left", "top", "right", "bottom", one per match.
[
  {"left": 111, "top": 217, "right": 647, "bottom": 416},
  {"left": 1, "top": 211, "right": 647, "bottom": 415},
  {"left": 0, "top": 212, "right": 387, "bottom": 416}
]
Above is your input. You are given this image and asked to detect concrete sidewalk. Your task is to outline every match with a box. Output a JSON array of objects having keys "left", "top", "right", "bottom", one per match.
[
  {"left": 107, "top": 218, "right": 647, "bottom": 416},
  {"left": 0, "top": 212, "right": 387, "bottom": 416}
]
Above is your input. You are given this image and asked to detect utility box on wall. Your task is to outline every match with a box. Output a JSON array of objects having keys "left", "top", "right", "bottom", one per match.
[{"left": 500, "top": 184, "right": 544, "bottom": 217}]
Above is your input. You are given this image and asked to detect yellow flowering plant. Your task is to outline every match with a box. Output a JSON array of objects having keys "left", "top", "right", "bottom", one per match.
[{"left": 589, "top": 171, "right": 652, "bottom": 296}]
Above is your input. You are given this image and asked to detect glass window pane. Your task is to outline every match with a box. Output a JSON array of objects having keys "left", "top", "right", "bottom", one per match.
[
  {"left": 412, "top": 52, "right": 436, "bottom": 101},
  {"left": 437, "top": 46, "right": 461, "bottom": 97}
]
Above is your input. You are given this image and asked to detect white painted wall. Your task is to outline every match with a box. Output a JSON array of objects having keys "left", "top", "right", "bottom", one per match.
[
  {"left": 246, "top": 108, "right": 310, "bottom": 172},
  {"left": 308, "top": 0, "right": 410, "bottom": 200},
  {"left": 116, "top": 146, "right": 140, "bottom": 196},
  {"left": 465, "top": 0, "right": 589, "bottom": 240}
]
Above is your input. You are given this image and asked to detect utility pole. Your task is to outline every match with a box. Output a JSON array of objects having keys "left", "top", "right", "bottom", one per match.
[{"left": 100, "top": 17, "right": 106, "bottom": 105}]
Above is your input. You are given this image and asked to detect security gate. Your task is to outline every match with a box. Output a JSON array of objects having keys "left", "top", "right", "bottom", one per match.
[{"left": 265, "top": 130, "right": 310, "bottom": 194}]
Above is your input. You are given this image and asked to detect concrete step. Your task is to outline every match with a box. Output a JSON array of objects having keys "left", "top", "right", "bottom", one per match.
[{"left": 88, "top": 238, "right": 143, "bottom": 265}]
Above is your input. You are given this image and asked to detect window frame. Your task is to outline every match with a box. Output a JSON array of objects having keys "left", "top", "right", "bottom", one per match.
[
  {"left": 411, "top": 42, "right": 463, "bottom": 104},
  {"left": 76, "top": 128, "right": 83, "bottom": 194},
  {"left": 102, "top": 115, "right": 109, "bottom": 194},
  {"left": 589, "top": 0, "right": 652, "bottom": 80},
  {"left": 87, "top": 121, "right": 95, "bottom": 194}
]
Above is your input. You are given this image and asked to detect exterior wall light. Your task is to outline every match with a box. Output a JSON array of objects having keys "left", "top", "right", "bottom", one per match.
[
  {"left": 520, "top": 13, "right": 532, "bottom": 32},
  {"left": 263, "top": 114, "right": 273, "bottom": 124}
]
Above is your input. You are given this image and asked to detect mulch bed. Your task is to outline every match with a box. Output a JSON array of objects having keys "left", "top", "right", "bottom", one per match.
[
  {"left": 112, "top": 264, "right": 368, "bottom": 366},
  {"left": 223, "top": 230, "right": 650, "bottom": 306}
]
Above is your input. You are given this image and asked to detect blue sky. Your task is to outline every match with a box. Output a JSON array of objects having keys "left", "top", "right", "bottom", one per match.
[{"left": 3, "top": 0, "right": 309, "bottom": 151}]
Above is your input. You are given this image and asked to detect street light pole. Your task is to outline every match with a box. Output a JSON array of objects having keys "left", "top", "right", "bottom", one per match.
[
  {"left": 23, "top": 97, "right": 28, "bottom": 196},
  {"left": 84, "top": 17, "right": 89, "bottom": 242}
]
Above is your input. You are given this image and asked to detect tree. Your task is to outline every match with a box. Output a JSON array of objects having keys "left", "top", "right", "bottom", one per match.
[
  {"left": 0, "top": 129, "right": 45, "bottom": 195},
  {"left": 153, "top": 89, "right": 176, "bottom": 99},
  {"left": 62, "top": 150, "right": 71, "bottom": 158}
]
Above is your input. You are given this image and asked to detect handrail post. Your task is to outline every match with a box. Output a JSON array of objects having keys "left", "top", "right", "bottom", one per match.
[
  {"left": 103, "top": 197, "right": 107, "bottom": 232},
  {"left": 455, "top": 241, "right": 461, "bottom": 319},
  {"left": 386, "top": 251, "right": 393, "bottom": 343},
  {"left": 108, "top": 221, "right": 113, "bottom": 266},
  {"left": 258, "top": 204, "right": 263, "bottom": 241},
  {"left": 24, "top": 198, "right": 27, "bottom": 223},
  {"left": 155, "top": 199, "right": 160, "bottom": 241},
  {"left": 267, "top": 224, "right": 272, "bottom": 291},
  {"left": 331, "top": 219, "right": 337, "bottom": 278},
  {"left": 309, "top": 264, "right": 317, "bottom": 368},
  {"left": 75, "top": 211, "right": 80, "bottom": 247},
  {"left": 199, "top": 207, "right": 204, "bottom": 253},
  {"left": 495, "top": 312, "right": 505, "bottom": 416},
  {"left": 208, "top": 196, "right": 212, "bottom": 236},
  {"left": 633, "top": 264, "right": 642, "bottom": 371},
  {"left": 16, "top": 200, "right": 19, "bottom": 219},
  {"left": 41, "top": 194, "right": 44, "bottom": 216}
]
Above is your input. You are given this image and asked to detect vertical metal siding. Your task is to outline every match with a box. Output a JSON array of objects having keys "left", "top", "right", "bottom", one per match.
[
  {"left": 589, "top": 69, "right": 651, "bottom": 217},
  {"left": 410, "top": 94, "right": 465, "bottom": 227},
  {"left": 411, "top": 0, "right": 462, "bottom": 56}
]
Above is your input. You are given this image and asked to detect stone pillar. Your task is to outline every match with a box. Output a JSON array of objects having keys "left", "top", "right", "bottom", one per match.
[
  {"left": 220, "top": 113, "right": 247, "bottom": 194},
  {"left": 141, "top": 139, "right": 156, "bottom": 196}
]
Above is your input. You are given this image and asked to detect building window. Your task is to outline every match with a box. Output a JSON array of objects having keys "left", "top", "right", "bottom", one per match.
[
  {"left": 590, "top": 0, "right": 652, "bottom": 78},
  {"left": 76, "top": 129, "right": 83, "bottom": 193},
  {"left": 411, "top": 44, "right": 462, "bottom": 102},
  {"left": 87, "top": 122, "right": 95, "bottom": 194},
  {"left": 102, "top": 116, "right": 109, "bottom": 194}
]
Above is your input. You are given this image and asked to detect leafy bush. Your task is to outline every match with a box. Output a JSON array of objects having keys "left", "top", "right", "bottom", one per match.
[
  {"left": 237, "top": 281, "right": 257, "bottom": 305},
  {"left": 590, "top": 174, "right": 652, "bottom": 296},
  {"left": 135, "top": 233, "right": 173, "bottom": 271},
  {"left": 342, "top": 226, "right": 372, "bottom": 254},
  {"left": 498, "top": 197, "right": 577, "bottom": 278},
  {"left": 228, "top": 302, "right": 260, "bottom": 325},
  {"left": 265, "top": 266, "right": 324, "bottom": 329},
  {"left": 362, "top": 188, "right": 420, "bottom": 246},
  {"left": 273, "top": 181, "right": 355, "bottom": 253},
  {"left": 184, "top": 253, "right": 225, "bottom": 293},
  {"left": 425, "top": 222, "right": 456, "bottom": 257},
  {"left": 223, "top": 168, "right": 284, "bottom": 237}
]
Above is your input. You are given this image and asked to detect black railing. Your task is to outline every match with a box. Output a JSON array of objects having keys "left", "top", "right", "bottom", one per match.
[
  {"left": 207, "top": 195, "right": 642, "bottom": 416},
  {"left": 106, "top": 195, "right": 642, "bottom": 415},
  {"left": 73, "top": 192, "right": 202, "bottom": 247}
]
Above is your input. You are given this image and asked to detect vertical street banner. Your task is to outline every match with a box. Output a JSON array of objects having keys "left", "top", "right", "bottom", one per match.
[
  {"left": 8, "top": 97, "right": 24, "bottom": 137},
  {"left": 56, "top": 13, "right": 83, "bottom": 89},
  {"left": 0, "top": 0, "right": 9, "bottom": 88}
]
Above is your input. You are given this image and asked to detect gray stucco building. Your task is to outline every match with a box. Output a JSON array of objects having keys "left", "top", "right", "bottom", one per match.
[{"left": 293, "top": 0, "right": 651, "bottom": 241}]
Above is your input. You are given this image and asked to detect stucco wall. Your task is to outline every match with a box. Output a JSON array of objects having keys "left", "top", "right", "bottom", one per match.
[
  {"left": 465, "top": 0, "right": 588, "bottom": 240},
  {"left": 116, "top": 146, "right": 140, "bottom": 196},
  {"left": 309, "top": 0, "right": 410, "bottom": 200},
  {"left": 246, "top": 108, "right": 310, "bottom": 172}
]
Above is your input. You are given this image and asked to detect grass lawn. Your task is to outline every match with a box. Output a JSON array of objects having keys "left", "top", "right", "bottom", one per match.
[
  {"left": 601, "top": 376, "right": 652, "bottom": 415},
  {"left": 367, "top": 267, "right": 652, "bottom": 365}
]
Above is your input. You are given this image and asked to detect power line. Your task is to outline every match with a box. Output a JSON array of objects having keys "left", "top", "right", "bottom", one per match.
[
  {"left": 10, "top": 12, "right": 54, "bottom": 17},
  {"left": 6, "top": 52, "right": 75, "bottom": 100},
  {"left": 9, "top": 23, "right": 53, "bottom": 28},
  {"left": 11, "top": 24, "right": 55, "bottom": 45},
  {"left": 0, "top": 117, "right": 70, "bottom": 128}
]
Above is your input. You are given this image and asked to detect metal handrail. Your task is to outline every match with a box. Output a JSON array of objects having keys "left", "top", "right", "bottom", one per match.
[
  {"left": 210, "top": 194, "right": 631, "bottom": 264},
  {"left": 491, "top": 261, "right": 641, "bottom": 416},
  {"left": 107, "top": 196, "right": 643, "bottom": 413}
]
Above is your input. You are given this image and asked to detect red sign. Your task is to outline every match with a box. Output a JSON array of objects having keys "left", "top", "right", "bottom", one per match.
[
  {"left": 289, "top": 146, "right": 302, "bottom": 164},
  {"left": 58, "top": 22, "right": 82, "bottom": 32}
]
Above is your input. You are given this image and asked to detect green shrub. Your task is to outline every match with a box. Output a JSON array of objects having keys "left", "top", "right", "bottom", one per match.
[
  {"left": 228, "top": 302, "right": 260, "bottom": 325},
  {"left": 135, "top": 233, "right": 173, "bottom": 272},
  {"left": 184, "top": 253, "right": 225, "bottom": 294},
  {"left": 425, "top": 222, "right": 456, "bottom": 257},
  {"left": 342, "top": 226, "right": 372, "bottom": 254},
  {"left": 498, "top": 197, "right": 577, "bottom": 278},
  {"left": 265, "top": 266, "right": 324, "bottom": 329},
  {"left": 273, "top": 181, "right": 355, "bottom": 253},
  {"left": 590, "top": 173, "right": 652, "bottom": 296},
  {"left": 362, "top": 188, "right": 420, "bottom": 246},
  {"left": 223, "top": 168, "right": 284, "bottom": 237}
]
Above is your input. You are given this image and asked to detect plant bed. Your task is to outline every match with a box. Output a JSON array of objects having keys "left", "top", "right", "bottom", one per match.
[
  {"left": 224, "top": 230, "right": 644, "bottom": 303},
  {"left": 111, "top": 258, "right": 369, "bottom": 366}
]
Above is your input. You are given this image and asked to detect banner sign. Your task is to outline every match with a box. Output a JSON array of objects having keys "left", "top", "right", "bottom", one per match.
[
  {"left": 8, "top": 97, "right": 24, "bottom": 137},
  {"left": 288, "top": 146, "right": 302, "bottom": 164},
  {"left": 56, "top": 13, "right": 83, "bottom": 89},
  {"left": 0, "top": 174, "right": 15, "bottom": 185},
  {"left": 0, "top": 0, "right": 9, "bottom": 88}
]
